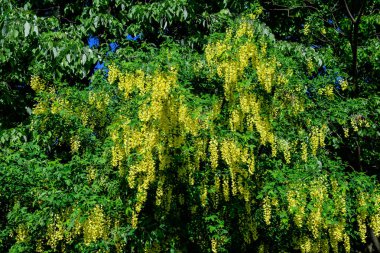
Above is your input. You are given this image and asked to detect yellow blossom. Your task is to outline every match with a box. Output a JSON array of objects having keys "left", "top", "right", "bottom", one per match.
[
  {"left": 30, "top": 76, "right": 46, "bottom": 92},
  {"left": 108, "top": 63, "right": 120, "bottom": 84},
  {"left": 263, "top": 196, "right": 271, "bottom": 225},
  {"left": 209, "top": 138, "right": 219, "bottom": 169},
  {"left": 303, "top": 23, "right": 310, "bottom": 35}
]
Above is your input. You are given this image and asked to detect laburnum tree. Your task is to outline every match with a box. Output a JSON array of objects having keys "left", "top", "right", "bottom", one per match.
[{"left": 0, "top": 1, "right": 379, "bottom": 253}]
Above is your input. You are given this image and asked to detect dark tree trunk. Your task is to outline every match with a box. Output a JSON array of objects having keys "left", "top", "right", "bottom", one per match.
[{"left": 351, "top": 19, "right": 359, "bottom": 91}]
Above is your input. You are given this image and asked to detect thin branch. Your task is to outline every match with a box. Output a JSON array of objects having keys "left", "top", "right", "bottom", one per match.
[
  {"left": 264, "top": 3, "right": 319, "bottom": 12},
  {"left": 34, "top": 6, "right": 60, "bottom": 11},
  {"left": 356, "top": 0, "right": 366, "bottom": 21},
  {"left": 59, "top": 16, "right": 75, "bottom": 24},
  {"left": 343, "top": 0, "right": 355, "bottom": 23},
  {"left": 330, "top": 0, "right": 340, "bottom": 12}
]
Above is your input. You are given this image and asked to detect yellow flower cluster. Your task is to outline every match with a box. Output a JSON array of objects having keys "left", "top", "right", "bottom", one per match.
[
  {"left": 110, "top": 101, "right": 177, "bottom": 225},
  {"left": 258, "top": 244, "right": 265, "bottom": 253},
  {"left": 236, "top": 20, "right": 254, "bottom": 39},
  {"left": 301, "top": 142, "right": 308, "bottom": 161},
  {"left": 219, "top": 139, "right": 254, "bottom": 199},
  {"left": 107, "top": 63, "right": 120, "bottom": 84},
  {"left": 131, "top": 211, "right": 139, "bottom": 228},
  {"left": 206, "top": 22, "right": 280, "bottom": 102},
  {"left": 306, "top": 58, "right": 313, "bottom": 74},
  {"left": 209, "top": 138, "right": 219, "bottom": 169},
  {"left": 70, "top": 135, "right": 81, "bottom": 153},
  {"left": 118, "top": 73, "right": 134, "bottom": 98},
  {"left": 371, "top": 211, "right": 380, "bottom": 237},
  {"left": 239, "top": 94, "right": 264, "bottom": 136},
  {"left": 308, "top": 209, "right": 322, "bottom": 239},
  {"left": 351, "top": 117, "right": 359, "bottom": 132},
  {"left": 223, "top": 176, "right": 230, "bottom": 202},
  {"left": 87, "top": 166, "right": 96, "bottom": 183},
  {"left": 263, "top": 196, "right": 271, "bottom": 225},
  {"left": 256, "top": 59, "right": 276, "bottom": 93},
  {"left": 211, "top": 238, "right": 218, "bottom": 253},
  {"left": 341, "top": 80, "right": 348, "bottom": 90},
  {"left": 299, "top": 236, "right": 311, "bottom": 253},
  {"left": 83, "top": 205, "right": 108, "bottom": 245},
  {"left": 357, "top": 192, "right": 368, "bottom": 243},
  {"left": 370, "top": 193, "right": 380, "bottom": 237},
  {"left": 276, "top": 73, "right": 289, "bottom": 86},
  {"left": 128, "top": 152, "right": 155, "bottom": 202},
  {"left": 248, "top": 154, "right": 255, "bottom": 175},
  {"left": 256, "top": 117, "right": 273, "bottom": 146},
  {"left": 80, "top": 108, "right": 89, "bottom": 126},
  {"left": 308, "top": 179, "right": 329, "bottom": 239},
  {"left": 343, "top": 233, "right": 351, "bottom": 253},
  {"left": 110, "top": 68, "right": 147, "bottom": 99},
  {"left": 51, "top": 97, "right": 66, "bottom": 114},
  {"left": 178, "top": 103, "right": 199, "bottom": 137},
  {"left": 318, "top": 85, "right": 334, "bottom": 99},
  {"left": 238, "top": 43, "right": 257, "bottom": 72},
  {"left": 111, "top": 145, "right": 123, "bottom": 168},
  {"left": 343, "top": 127, "right": 349, "bottom": 138},
  {"left": 229, "top": 109, "right": 242, "bottom": 131},
  {"left": 163, "top": 185, "right": 173, "bottom": 212},
  {"left": 303, "top": 23, "right": 311, "bottom": 36},
  {"left": 222, "top": 62, "right": 240, "bottom": 100},
  {"left": 310, "top": 125, "right": 327, "bottom": 156},
  {"left": 287, "top": 188, "right": 306, "bottom": 228},
  {"left": 213, "top": 175, "right": 221, "bottom": 206},
  {"left": 46, "top": 214, "right": 65, "bottom": 249},
  {"left": 33, "top": 101, "right": 49, "bottom": 115},
  {"left": 350, "top": 114, "right": 370, "bottom": 132},
  {"left": 329, "top": 222, "right": 345, "bottom": 253},
  {"left": 200, "top": 184, "right": 208, "bottom": 207},
  {"left": 319, "top": 125, "right": 327, "bottom": 147},
  {"left": 278, "top": 139, "right": 291, "bottom": 164},
  {"left": 89, "top": 90, "right": 110, "bottom": 111},
  {"left": 220, "top": 139, "right": 240, "bottom": 167},
  {"left": 16, "top": 224, "right": 28, "bottom": 243},
  {"left": 205, "top": 41, "right": 231, "bottom": 66},
  {"left": 155, "top": 177, "right": 165, "bottom": 206},
  {"left": 30, "top": 75, "right": 46, "bottom": 92},
  {"left": 279, "top": 92, "right": 305, "bottom": 116},
  {"left": 331, "top": 180, "right": 347, "bottom": 216},
  {"left": 36, "top": 240, "right": 44, "bottom": 252}
]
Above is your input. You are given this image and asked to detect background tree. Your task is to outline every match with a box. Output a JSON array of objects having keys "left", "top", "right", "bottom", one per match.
[{"left": 260, "top": 0, "right": 380, "bottom": 174}]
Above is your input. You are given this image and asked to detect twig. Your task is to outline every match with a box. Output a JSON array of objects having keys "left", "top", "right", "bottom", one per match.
[{"left": 343, "top": 0, "right": 355, "bottom": 23}]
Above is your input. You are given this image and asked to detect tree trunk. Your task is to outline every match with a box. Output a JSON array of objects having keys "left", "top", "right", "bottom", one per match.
[{"left": 351, "top": 19, "right": 359, "bottom": 92}]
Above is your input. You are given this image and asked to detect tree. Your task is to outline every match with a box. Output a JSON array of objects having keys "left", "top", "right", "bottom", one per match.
[{"left": 1, "top": 1, "right": 380, "bottom": 252}]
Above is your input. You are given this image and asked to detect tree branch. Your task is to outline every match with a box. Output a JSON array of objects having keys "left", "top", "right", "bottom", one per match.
[
  {"left": 263, "top": 2, "right": 319, "bottom": 13},
  {"left": 343, "top": 0, "right": 355, "bottom": 23}
]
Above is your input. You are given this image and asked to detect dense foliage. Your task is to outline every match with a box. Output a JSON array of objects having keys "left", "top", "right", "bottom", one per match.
[{"left": 1, "top": 0, "right": 379, "bottom": 252}]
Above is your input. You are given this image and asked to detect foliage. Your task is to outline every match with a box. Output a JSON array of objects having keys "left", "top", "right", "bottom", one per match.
[
  {"left": 0, "top": 0, "right": 255, "bottom": 128},
  {"left": 259, "top": 0, "right": 380, "bottom": 174},
  {"left": 0, "top": 1, "right": 379, "bottom": 253}
]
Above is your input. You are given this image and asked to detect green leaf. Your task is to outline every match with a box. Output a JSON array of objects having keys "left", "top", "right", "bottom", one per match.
[
  {"left": 24, "top": 21, "right": 31, "bottom": 37},
  {"left": 33, "top": 24, "right": 38, "bottom": 35},
  {"left": 183, "top": 8, "right": 188, "bottom": 20},
  {"left": 81, "top": 54, "right": 87, "bottom": 65},
  {"left": 52, "top": 47, "right": 58, "bottom": 58}
]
